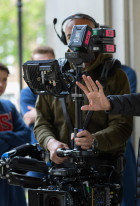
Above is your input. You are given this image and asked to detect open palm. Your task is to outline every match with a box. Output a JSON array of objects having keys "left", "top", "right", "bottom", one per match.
[{"left": 76, "top": 75, "right": 111, "bottom": 111}]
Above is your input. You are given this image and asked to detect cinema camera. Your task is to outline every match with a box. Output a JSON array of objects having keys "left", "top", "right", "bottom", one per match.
[{"left": 0, "top": 25, "right": 124, "bottom": 206}]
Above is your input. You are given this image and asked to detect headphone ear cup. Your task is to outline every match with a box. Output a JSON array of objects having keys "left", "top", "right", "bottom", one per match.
[
  {"left": 96, "top": 23, "right": 100, "bottom": 28},
  {"left": 60, "top": 30, "right": 67, "bottom": 45}
]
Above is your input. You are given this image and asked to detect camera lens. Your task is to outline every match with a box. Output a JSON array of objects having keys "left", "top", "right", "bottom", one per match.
[{"left": 48, "top": 197, "right": 61, "bottom": 206}]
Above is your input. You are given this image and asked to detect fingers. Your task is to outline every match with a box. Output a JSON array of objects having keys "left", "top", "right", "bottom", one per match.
[
  {"left": 77, "top": 75, "right": 101, "bottom": 95},
  {"left": 76, "top": 81, "right": 89, "bottom": 95},
  {"left": 76, "top": 130, "right": 89, "bottom": 138},
  {"left": 83, "top": 75, "right": 98, "bottom": 92},
  {"left": 71, "top": 133, "right": 74, "bottom": 140},
  {"left": 82, "top": 75, "right": 93, "bottom": 92},
  {"left": 81, "top": 105, "right": 91, "bottom": 111},
  {"left": 71, "top": 130, "right": 93, "bottom": 149},
  {"left": 62, "top": 144, "right": 69, "bottom": 150},
  {"left": 75, "top": 137, "right": 92, "bottom": 150},
  {"left": 51, "top": 155, "right": 68, "bottom": 164},
  {"left": 95, "top": 80, "right": 103, "bottom": 93},
  {"left": 27, "top": 106, "right": 34, "bottom": 110},
  {"left": 76, "top": 75, "right": 99, "bottom": 94},
  {"left": 50, "top": 144, "right": 69, "bottom": 164}
]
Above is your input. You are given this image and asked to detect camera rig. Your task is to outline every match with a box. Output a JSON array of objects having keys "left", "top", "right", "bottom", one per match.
[
  {"left": 0, "top": 143, "right": 123, "bottom": 206},
  {"left": 0, "top": 25, "right": 123, "bottom": 205}
]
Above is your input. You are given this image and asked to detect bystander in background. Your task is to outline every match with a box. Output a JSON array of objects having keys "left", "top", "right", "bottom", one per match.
[
  {"left": 0, "top": 62, "right": 31, "bottom": 206},
  {"left": 20, "top": 46, "right": 55, "bottom": 145}
]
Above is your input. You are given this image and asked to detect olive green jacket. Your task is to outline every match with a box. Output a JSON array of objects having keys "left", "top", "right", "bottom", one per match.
[{"left": 34, "top": 53, "right": 133, "bottom": 158}]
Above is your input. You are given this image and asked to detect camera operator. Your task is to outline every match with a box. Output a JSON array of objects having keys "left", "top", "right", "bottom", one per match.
[
  {"left": 34, "top": 13, "right": 133, "bottom": 169},
  {"left": 76, "top": 74, "right": 140, "bottom": 116}
]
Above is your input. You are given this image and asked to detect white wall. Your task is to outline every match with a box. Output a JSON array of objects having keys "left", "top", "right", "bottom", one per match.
[
  {"left": 45, "top": 0, "right": 104, "bottom": 59},
  {"left": 131, "top": 0, "right": 140, "bottom": 155},
  {"left": 111, "top": 0, "right": 125, "bottom": 64}
]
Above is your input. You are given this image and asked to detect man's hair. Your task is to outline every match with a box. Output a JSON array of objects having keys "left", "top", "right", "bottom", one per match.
[
  {"left": 100, "top": 25, "right": 110, "bottom": 29},
  {"left": 31, "top": 46, "right": 55, "bottom": 59},
  {"left": 0, "top": 62, "right": 9, "bottom": 74}
]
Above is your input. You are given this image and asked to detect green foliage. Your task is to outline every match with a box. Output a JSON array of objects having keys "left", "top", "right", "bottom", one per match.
[
  {"left": 22, "top": 0, "right": 46, "bottom": 62},
  {"left": 0, "top": 0, "right": 46, "bottom": 66},
  {"left": 0, "top": 1, "right": 17, "bottom": 65}
]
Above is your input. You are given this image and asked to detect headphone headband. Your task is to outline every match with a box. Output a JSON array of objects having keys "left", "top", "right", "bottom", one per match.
[
  {"left": 61, "top": 13, "right": 99, "bottom": 28},
  {"left": 53, "top": 13, "right": 99, "bottom": 45}
]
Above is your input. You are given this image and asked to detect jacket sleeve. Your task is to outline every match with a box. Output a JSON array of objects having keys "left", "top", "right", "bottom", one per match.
[
  {"left": 94, "top": 69, "right": 133, "bottom": 152},
  {"left": 34, "top": 95, "right": 55, "bottom": 149},
  {"left": 107, "top": 93, "right": 140, "bottom": 116},
  {"left": 20, "top": 87, "right": 37, "bottom": 116},
  {"left": 121, "top": 65, "right": 137, "bottom": 93},
  {"left": 0, "top": 103, "right": 31, "bottom": 155},
  {"left": 127, "top": 69, "right": 137, "bottom": 93},
  {"left": 0, "top": 138, "right": 12, "bottom": 157}
]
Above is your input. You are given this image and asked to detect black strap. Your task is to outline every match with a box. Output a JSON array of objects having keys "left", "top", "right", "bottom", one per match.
[
  {"left": 101, "top": 58, "right": 116, "bottom": 79},
  {"left": 59, "top": 97, "right": 75, "bottom": 148},
  {"left": 59, "top": 98, "right": 73, "bottom": 137},
  {"left": 60, "top": 97, "right": 94, "bottom": 131},
  {"left": 83, "top": 111, "right": 94, "bottom": 130},
  {"left": 100, "top": 58, "right": 121, "bottom": 88}
]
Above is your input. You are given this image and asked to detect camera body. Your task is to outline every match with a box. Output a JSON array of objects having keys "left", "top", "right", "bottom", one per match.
[
  {"left": 28, "top": 184, "right": 121, "bottom": 206},
  {"left": 28, "top": 151, "right": 123, "bottom": 206}
]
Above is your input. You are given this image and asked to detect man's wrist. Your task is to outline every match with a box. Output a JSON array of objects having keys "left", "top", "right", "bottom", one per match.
[
  {"left": 106, "top": 101, "right": 111, "bottom": 111},
  {"left": 106, "top": 96, "right": 113, "bottom": 113},
  {"left": 43, "top": 136, "right": 55, "bottom": 150}
]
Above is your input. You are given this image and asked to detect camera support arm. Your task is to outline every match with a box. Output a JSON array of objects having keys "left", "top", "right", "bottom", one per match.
[
  {"left": 72, "top": 64, "right": 84, "bottom": 150},
  {"left": 0, "top": 143, "right": 50, "bottom": 188}
]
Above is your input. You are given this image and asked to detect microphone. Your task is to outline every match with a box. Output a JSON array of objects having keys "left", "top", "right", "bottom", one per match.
[
  {"left": 53, "top": 18, "right": 57, "bottom": 25},
  {"left": 53, "top": 18, "right": 61, "bottom": 40}
]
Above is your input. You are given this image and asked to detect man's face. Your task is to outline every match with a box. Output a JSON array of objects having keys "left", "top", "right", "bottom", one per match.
[
  {"left": 0, "top": 70, "right": 8, "bottom": 96},
  {"left": 32, "top": 53, "right": 54, "bottom": 61},
  {"left": 65, "top": 18, "right": 95, "bottom": 45}
]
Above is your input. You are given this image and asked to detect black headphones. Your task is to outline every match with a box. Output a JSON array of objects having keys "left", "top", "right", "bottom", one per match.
[{"left": 53, "top": 13, "right": 99, "bottom": 45}]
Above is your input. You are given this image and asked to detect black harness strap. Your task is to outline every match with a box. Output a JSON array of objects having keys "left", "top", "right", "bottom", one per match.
[
  {"left": 101, "top": 58, "right": 116, "bottom": 79},
  {"left": 59, "top": 97, "right": 73, "bottom": 134},
  {"left": 100, "top": 58, "right": 118, "bottom": 88},
  {"left": 83, "top": 111, "right": 94, "bottom": 130},
  {"left": 59, "top": 97, "right": 73, "bottom": 147},
  {"left": 60, "top": 98, "right": 94, "bottom": 130}
]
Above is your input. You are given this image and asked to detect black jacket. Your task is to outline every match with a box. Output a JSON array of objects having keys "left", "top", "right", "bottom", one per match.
[{"left": 107, "top": 93, "right": 140, "bottom": 116}]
